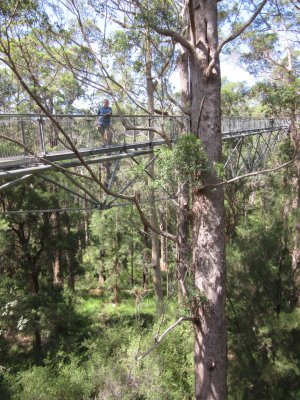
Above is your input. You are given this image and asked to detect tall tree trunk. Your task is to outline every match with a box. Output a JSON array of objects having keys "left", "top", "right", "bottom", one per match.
[
  {"left": 33, "top": 328, "right": 42, "bottom": 365},
  {"left": 98, "top": 250, "right": 106, "bottom": 286},
  {"left": 113, "top": 257, "right": 120, "bottom": 304},
  {"left": 290, "top": 116, "right": 300, "bottom": 306},
  {"left": 160, "top": 210, "right": 168, "bottom": 273},
  {"left": 285, "top": 57, "right": 300, "bottom": 306},
  {"left": 176, "top": 46, "right": 191, "bottom": 302},
  {"left": 66, "top": 251, "right": 75, "bottom": 291},
  {"left": 31, "top": 264, "right": 43, "bottom": 365},
  {"left": 190, "top": 2, "right": 227, "bottom": 399},
  {"left": 177, "top": 181, "right": 190, "bottom": 301},
  {"left": 83, "top": 194, "right": 90, "bottom": 246},
  {"left": 52, "top": 211, "right": 63, "bottom": 286},
  {"left": 142, "top": 224, "right": 149, "bottom": 291},
  {"left": 146, "top": 36, "right": 164, "bottom": 310}
]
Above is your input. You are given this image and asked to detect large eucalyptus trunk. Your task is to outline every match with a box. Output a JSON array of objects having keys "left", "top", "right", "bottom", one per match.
[{"left": 189, "top": 2, "right": 227, "bottom": 399}]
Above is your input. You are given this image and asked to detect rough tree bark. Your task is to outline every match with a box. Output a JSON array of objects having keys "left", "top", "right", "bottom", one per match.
[
  {"left": 144, "top": 0, "right": 230, "bottom": 395},
  {"left": 187, "top": 2, "right": 226, "bottom": 398}
]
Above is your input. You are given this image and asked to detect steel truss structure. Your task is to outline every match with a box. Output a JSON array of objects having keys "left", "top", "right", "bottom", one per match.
[{"left": 0, "top": 114, "right": 289, "bottom": 214}]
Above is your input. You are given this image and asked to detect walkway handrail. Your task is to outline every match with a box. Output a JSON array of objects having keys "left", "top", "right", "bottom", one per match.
[{"left": 0, "top": 114, "right": 288, "bottom": 161}]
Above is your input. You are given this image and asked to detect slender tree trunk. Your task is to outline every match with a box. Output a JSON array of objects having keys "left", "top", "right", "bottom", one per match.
[
  {"left": 31, "top": 265, "right": 43, "bottom": 364},
  {"left": 146, "top": 36, "right": 164, "bottom": 310},
  {"left": 143, "top": 265, "right": 148, "bottom": 290},
  {"left": 149, "top": 168, "right": 164, "bottom": 309},
  {"left": 160, "top": 215, "right": 168, "bottom": 272},
  {"left": 52, "top": 211, "right": 63, "bottom": 285},
  {"left": 290, "top": 118, "right": 300, "bottom": 306},
  {"left": 66, "top": 251, "right": 75, "bottom": 290},
  {"left": 113, "top": 258, "right": 120, "bottom": 304},
  {"left": 53, "top": 250, "right": 62, "bottom": 285},
  {"left": 142, "top": 224, "right": 149, "bottom": 291},
  {"left": 83, "top": 194, "right": 90, "bottom": 245},
  {"left": 177, "top": 182, "right": 190, "bottom": 302},
  {"left": 33, "top": 328, "right": 42, "bottom": 365},
  {"left": 176, "top": 45, "right": 191, "bottom": 302},
  {"left": 98, "top": 251, "right": 106, "bottom": 286},
  {"left": 130, "top": 236, "right": 134, "bottom": 287}
]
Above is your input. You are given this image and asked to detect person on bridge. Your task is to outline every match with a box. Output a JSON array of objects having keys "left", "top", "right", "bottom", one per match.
[{"left": 97, "top": 99, "right": 112, "bottom": 146}]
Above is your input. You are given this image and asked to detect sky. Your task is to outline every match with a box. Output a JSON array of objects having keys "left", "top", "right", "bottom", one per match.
[
  {"left": 220, "top": 60, "right": 255, "bottom": 85},
  {"left": 170, "top": 58, "right": 255, "bottom": 92}
]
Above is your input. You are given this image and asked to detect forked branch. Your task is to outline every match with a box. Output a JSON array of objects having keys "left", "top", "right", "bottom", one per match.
[{"left": 135, "top": 316, "right": 194, "bottom": 361}]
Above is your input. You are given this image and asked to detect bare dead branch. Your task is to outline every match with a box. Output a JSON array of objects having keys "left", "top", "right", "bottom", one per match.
[
  {"left": 135, "top": 316, "right": 194, "bottom": 361},
  {"left": 195, "top": 157, "right": 296, "bottom": 194}
]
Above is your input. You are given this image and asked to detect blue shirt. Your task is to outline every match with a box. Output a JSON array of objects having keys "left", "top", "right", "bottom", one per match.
[{"left": 97, "top": 106, "right": 112, "bottom": 126}]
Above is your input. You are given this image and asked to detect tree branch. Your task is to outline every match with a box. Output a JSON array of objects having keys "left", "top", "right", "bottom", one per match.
[
  {"left": 195, "top": 157, "right": 296, "bottom": 194},
  {"left": 7, "top": 0, "right": 21, "bottom": 29},
  {"left": 164, "top": 81, "right": 191, "bottom": 116},
  {"left": 219, "top": 0, "right": 268, "bottom": 51},
  {"left": 135, "top": 316, "right": 194, "bottom": 361},
  {"left": 152, "top": 26, "right": 196, "bottom": 57},
  {"left": 188, "top": 0, "right": 196, "bottom": 46},
  {"left": 206, "top": 0, "right": 268, "bottom": 76},
  {"left": 121, "top": 119, "right": 173, "bottom": 147}
]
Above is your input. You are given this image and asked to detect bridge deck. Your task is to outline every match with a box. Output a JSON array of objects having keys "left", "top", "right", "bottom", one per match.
[{"left": 0, "top": 114, "right": 288, "bottom": 179}]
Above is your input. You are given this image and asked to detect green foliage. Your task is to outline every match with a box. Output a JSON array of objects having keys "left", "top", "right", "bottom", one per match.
[
  {"left": 253, "top": 78, "right": 300, "bottom": 118},
  {"left": 1, "top": 294, "right": 194, "bottom": 400},
  {"left": 227, "top": 174, "right": 300, "bottom": 399},
  {"left": 221, "top": 79, "right": 253, "bottom": 116},
  {"left": 155, "top": 134, "right": 208, "bottom": 189},
  {"left": 10, "top": 360, "right": 95, "bottom": 400},
  {"left": 134, "top": 0, "right": 179, "bottom": 32},
  {"left": 83, "top": 207, "right": 145, "bottom": 298},
  {"left": 213, "top": 162, "right": 225, "bottom": 179}
]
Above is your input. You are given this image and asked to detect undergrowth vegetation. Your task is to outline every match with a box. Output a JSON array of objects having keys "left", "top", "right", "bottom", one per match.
[{"left": 0, "top": 291, "right": 194, "bottom": 400}]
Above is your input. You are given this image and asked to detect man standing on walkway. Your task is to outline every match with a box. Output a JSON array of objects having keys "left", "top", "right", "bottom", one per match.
[{"left": 97, "top": 99, "right": 112, "bottom": 146}]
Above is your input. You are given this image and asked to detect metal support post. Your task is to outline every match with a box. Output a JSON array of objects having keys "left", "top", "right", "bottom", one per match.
[
  {"left": 38, "top": 117, "right": 46, "bottom": 154},
  {"left": 20, "top": 118, "right": 27, "bottom": 155}
]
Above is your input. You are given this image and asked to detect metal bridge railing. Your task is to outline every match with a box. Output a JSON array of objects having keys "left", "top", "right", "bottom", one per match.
[
  {"left": 0, "top": 114, "right": 288, "bottom": 160},
  {"left": 221, "top": 117, "right": 286, "bottom": 135},
  {"left": 0, "top": 114, "right": 187, "bottom": 159}
]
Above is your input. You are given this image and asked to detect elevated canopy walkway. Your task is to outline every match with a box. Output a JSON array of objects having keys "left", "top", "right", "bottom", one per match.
[
  {"left": 0, "top": 114, "right": 290, "bottom": 213},
  {"left": 0, "top": 114, "right": 288, "bottom": 179}
]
